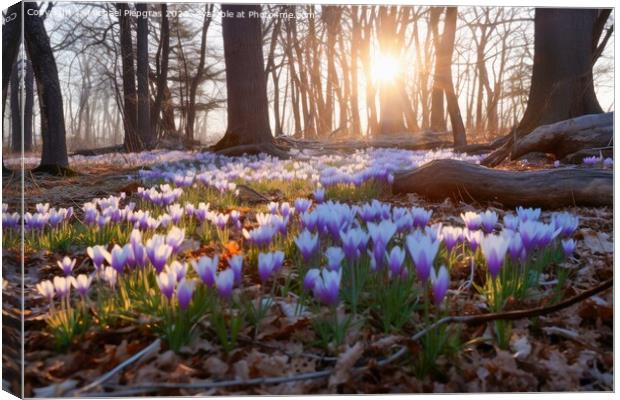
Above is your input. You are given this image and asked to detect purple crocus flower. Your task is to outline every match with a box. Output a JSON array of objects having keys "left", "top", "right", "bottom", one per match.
[
  {"left": 518, "top": 220, "right": 540, "bottom": 253},
  {"left": 460, "top": 211, "right": 482, "bottom": 231},
  {"left": 464, "top": 229, "right": 482, "bottom": 252},
  {"left": 169, "top": 260, "right": 187, "bottom": 282},
  {"left": 313, "top": 188, "right": 325, "bottom": 203},
  {"left": 53, "top": 276, "right": 71, "bottom": 298},
  {"left": 156, "top": 270, "right": 176, "bottom": 300},
  {"left": 440, "top": 227, "right": 461, "bottom": 253},
  {"left": 340, "top": 228, "right": 366, "bottom": 262},
  {"left": 325, "top": 247, "right": 345, "bottom": 271},
  {"left": 430, "top": 265, "right": 450, "bottom": 305},
  {"left": 411, "top": 207, "right": 433, "bottom": 229},
  {"left": 228, "top": 255, "right": 243, "bottom": 284},
  {"left": 480, "top": 210, "right": 498, "bottom": 233},
  {"left": 57, "top": 256, "right": 76, "bottom": 276},
  {"left": 507, "top": 232, "right": 524, "bottom": 261},
  {"left": 191, "top": 255, "right": 218, "bottom": 287},
  {"left": 300, "top": 211, "right": 318, "bottom": 232},
  {"left": 405, "top": 231, "right": 439, "bottom": 282},
  {"left": 516, "top": 206, "right": 541, "bottom": 222},
  {"left": 386, "top": 246, "right": 406, "bottom": 277},
  {"left": 215, "top": 269, "right": 235, "bottom": 299},
  {"left": 146, "top": 236, "right": 173, "bottom": 273},
  {"left": 303, "top": 268, "right": 321, "bottom": 291},
  {"left": 313, "top": 269, "right": 341, "bottom": 306},
  {"left": 295, "top": 229, "right": 319, "bottom": 262},
  {"left": 294, "top": 198, "right": 313, "bottom": 214},
  {"left": 71, "top": 274, "right": 93, "bottom": 297},
  {"left": 503, "top": 214, "right": 520, "bottom": 231},
  {"left": 165, "top": 227, "right": 185, "bottom": 253},
  {"left": 176, "top": 279, "right": 195, "bottom": 310},
  {"left": 258, "top": 252, "right": 277, "bottom": 283},
  {"left": 561, "top": 239, "right": 576, "bottom": 257},
  {"left": 480, "top": 233, "right": 510, "bottom": 279},
  {"left": 551, "top": 212, "right": 579, "bottom": 238},
  {"left": 110, "top": 244, "right": 128, "bottom": 273}
]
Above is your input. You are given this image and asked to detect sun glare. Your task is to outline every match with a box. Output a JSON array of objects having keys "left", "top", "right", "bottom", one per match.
[{"left": 372, "top": 54, "right": 402, "bottom": 84}]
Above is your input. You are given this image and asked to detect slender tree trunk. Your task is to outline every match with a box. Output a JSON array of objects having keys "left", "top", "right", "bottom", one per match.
[
  {"left": 24, "top": 3, "right": 69, "bottom": 169},
  {"left": 10, "top": 62, "right": 21, "bottom": 153},
  {"left": 117, "top": 3, "right": 140, "bottom": 151},
  {"left": 151, "top": 3, "right": 170, "bottom": 138},
  {"left": 213, "top": 5, "right": 273, "bottom": 150},
  {"left": 136, "top": 4, "right": 152, "bottom": 148},
  {"left": 429, "top": 7, "right": 446, "bottom": 132},
  {"left": 23, "top": 59, "right": 34, "bottom": 152}
]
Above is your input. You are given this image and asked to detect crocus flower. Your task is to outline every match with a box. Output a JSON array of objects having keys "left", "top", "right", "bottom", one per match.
[
  {"left": 518, "top": 220, "right": 541, "bottom": 252},
  {"left": 325, "top": 247, "right": 345, "bottom": 271},
  {"left": 258, "top": 252, "right": 277, "bottom": 283},
  {"left": 313, "top": 269, "right": 341, "bottom": 306},
  {"left": 303, "top": 268, "right": 321, "bottom": 291},
  {"left": 516, "top": 206, "right": 541, "bottom": 222},
  {"left": 440, "top": 226, "right": 462, "bottom": 253},
  {"left": 551, "top": 212, "right": 579, "bottom": 237},
  {"left": 339, "top": 228, "right": 367, "bottom": 262},
  {"left": 430, "top": 265, "right": 450, "bottom": 305},
  {"left": 386, "top": 246, "right": 406, "bottom": 277},
  {"left": 166, "top": 227, "right": 185, "bottom": 253},
  {"left": 191, "top": 255, "right": 218, "bottom": 287},
  {"left": 603, "top": 157, "right": 613, "bottom": 169},
  {"left": 215, "top": 269, "right": 235, "bottom": 299},
  {"left": 36, "top": 280, "right": 55, "bottom": 302},
  {"left": 313, "top": 188, "right": 325, "bottom": 203},
  {"left": 464, "top": 229, "right": 483, "bottom": 252},
  {"left": 480, "top": 210, "right": 498, "bottom": 233},
  {"left": 102, "top": 266, "right": 118, "bottom": 288},
  {"left": 176, "top": 279, "right": 195, "bottom": 310},
  {"left": 294, "top": 198, "right": 313, "bottom": 214},
  {"left": 110, "top": 244, "right": 128, "bottom": 273},
  {"left": 295, "top": 229, "right": 319, "bottom": 262},
  {"left": 168, "top": 260, "right": 187, "bottom": 282},
  {"left": 411, "top": 207, "right": 433, "bottom": 228},
  {"left": 507, "top": 232, "right": 524, "bottom": 261},
  {"left": 480, "top": 233, "right": 510, "bottom": 279},
  {"left": 156, "top": 270, "right": 176, "bottom": 300},
  {"left": 228, "top": 255, "right": 243, "bottom": 284},
  {"left": 146, "top": 236, "right": 173, "bottom": 273},
  {"left": 53, "top": 276, "right": 71, "bottom": 298},
  {"left": 503, "top": 214, "right": 520, "bottom": 231},
  {"left": 71, "top": 274, "right": 93, "bottom": 297},
  {"left": 57, "top": 256, "right": 76, "bottom": 276},
  {"left": 405, "top": 231, "right": 439, "bottom": 282},
  {"left": 461, "top": 211, "right": 482, "bottom": 231},
  {"left": 561, "top": 239, "right": 576, "bottom": 257},
  {"left": 367, "top": 220, "right": 397, "bottom": 249}
]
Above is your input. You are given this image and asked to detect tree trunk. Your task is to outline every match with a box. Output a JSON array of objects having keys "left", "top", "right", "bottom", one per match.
[
  {"left": 429, "top": 7, "right": 446, "bottom": 132},
  {"left": 10, "top": 61, "right": 20, "bottom": 153},
  {"left": 186, "top": 4, "right": 213, "bottom": 141},
  {"left": 393, "top": 159, "right": 612, "bottom": 208},
  {"left": 23, "top": 59, "right": 34, "bottom": 152},
  {"left": 151, "top": 3, "right": 170, "bottom": 138},
  {"left": 117, "top": 3, "right": 140, "bottom": 152},
  {"left": 2, "top": 3, "right": 21, "bottom": 174},
  {"left": 136, "top": 4, "right": 152, "bottom": 148},
  {"left": 482, "top": 8, "right": 607, "bottom": 167},
  {"left": 24, "top": 3, "right": 69, "bottom": 169},
  {"left": 212, "top": 5, "right": 276, "bottom": 152}
]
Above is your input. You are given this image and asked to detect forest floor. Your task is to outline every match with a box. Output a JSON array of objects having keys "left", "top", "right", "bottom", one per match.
[{"left": 1, "top": 147, "right": 613, "bottom": 396}]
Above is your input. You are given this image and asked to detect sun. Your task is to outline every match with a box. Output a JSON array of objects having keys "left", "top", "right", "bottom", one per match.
[{"left": 371, "top": 54, "right": 402, "bottom": 84}]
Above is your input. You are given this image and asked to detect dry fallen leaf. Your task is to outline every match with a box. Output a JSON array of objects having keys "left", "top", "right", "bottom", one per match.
[{"left": 328, "top": 341, "right": 364, "bottom": 387}]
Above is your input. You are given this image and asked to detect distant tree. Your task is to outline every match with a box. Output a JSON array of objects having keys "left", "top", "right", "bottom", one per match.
[
  {"left": 2, "top": 3, "right": 21, "bottom": 175},
  {"left": 24, "top": 2, "right": 69, "bottom": 171},
  {"left": 213, "top": 4, "right": 285, "bottom": 156}
]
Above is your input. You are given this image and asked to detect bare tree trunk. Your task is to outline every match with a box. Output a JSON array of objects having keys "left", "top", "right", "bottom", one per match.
[
  {"left": 429, "top": 7, "right": 446, "bottom": 132},
  {"left": 151, "top": 3, "right": 170, "bottom": 138},
  {"left": 136, "top": 4, "right": 152, "bottom": 148},
  {"left": 213, "top": 5, "right": 277, "bottom": 153},
  {"left": 117, "top": 3, "right": 140, "bottom": 151},
  {"left": 186, "top": 4, "right": 213, "bottom": 141},
  {"left": 24, "top": 3, "right": 69, "bottom": 170}
]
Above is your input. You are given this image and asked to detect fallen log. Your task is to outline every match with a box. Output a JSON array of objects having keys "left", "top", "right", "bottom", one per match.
[
  {"left": 511, "top": 112, "right": 613, "bottom": 161},
  {"left": 393, "top": 159, "right": 612, "bottom": 208}
]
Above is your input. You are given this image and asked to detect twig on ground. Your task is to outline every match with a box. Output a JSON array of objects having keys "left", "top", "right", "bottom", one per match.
[
  {"left": 70, "top": 339, "right": 161, "bottom": 396},
  {"left": 84, "top": 278, "right": 612, "bottom": 396}
]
